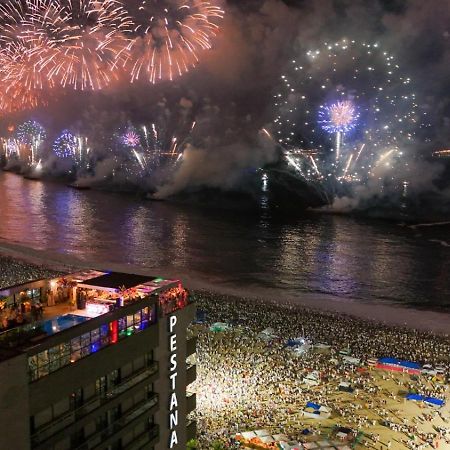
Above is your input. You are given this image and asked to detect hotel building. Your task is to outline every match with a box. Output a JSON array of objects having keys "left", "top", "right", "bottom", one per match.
[{"left": 0, "top": 270, "right": 197, "bottom": 450}]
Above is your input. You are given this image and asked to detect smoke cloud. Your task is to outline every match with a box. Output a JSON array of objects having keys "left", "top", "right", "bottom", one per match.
[{"left": 0, "top": 0, "right": 449, "bottom": 209}]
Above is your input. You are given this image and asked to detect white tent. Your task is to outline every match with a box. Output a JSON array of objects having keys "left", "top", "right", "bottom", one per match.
[
  {"left": 280, "top": 443, "right": 303, "bottom": 450},
  {"left": 342, "top": 355, "right": 361, "bottom": 366},
  {"left": 273, "top": 434, "right": 290, "bottom": 441},
  {"left": 303, "top": 371, "right": 320, "bottom": 386},
  {"left": 255, "top": 429, "right": 271, "bottom": 437},
  {"left": 317, "top": 440, "right": 332, "bottom": 447},
  {"left": 303, "top": 443, "right": 319, "bottom": 449},
  {"left": 302, "top": 403, "right": 331, "bottom": 420},
  {"left": 240, "top": 431, "right": 257, "bottom": 440},
  {"left": 258, "top": 327, "right": 278, "bottom": 340}
]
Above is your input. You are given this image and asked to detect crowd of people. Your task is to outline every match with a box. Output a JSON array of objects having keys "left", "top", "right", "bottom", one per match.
[
  {"left": 0, "top": 256, "right": 61, "bottom": 333},
  {"left": 0, "top": 256, "right": 61, "bottom": 290},
  {"left": 190, "top": 291, "right": 450, "bottom": 449},
  {"left": 0, "top": 301, "right": 44, "bottom": 330}
]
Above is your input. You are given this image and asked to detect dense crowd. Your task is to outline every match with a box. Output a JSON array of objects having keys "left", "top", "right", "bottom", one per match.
[
  {"left": 0, "top": 256, "right": 62, "bottom": 290},
  {"left": 190, "top": 291, "right": 450, "bottom": 449}
]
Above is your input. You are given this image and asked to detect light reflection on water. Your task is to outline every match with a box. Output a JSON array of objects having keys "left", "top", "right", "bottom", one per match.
[{"left": 0, "top": 172, "right": 448, "bottom": 311}]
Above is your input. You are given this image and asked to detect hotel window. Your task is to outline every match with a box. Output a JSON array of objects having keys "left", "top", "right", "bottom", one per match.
[
  {"left": 28, "top": 305, "right": 157, "bottom": 381},
  {"left": 70, "top": 387, "right": 84, "bottom": 410},
  {"left": 96, "top": 376, "right": 107, "bottom": 397},
  {"left": 71, "top": 428, "right": 85, "bottom": 448},
  {"left": 109, "top": 368, "right": 121, "bottom": 386},
  {"left": 96, "top": 412, "right": 108, "bottom": 432}
]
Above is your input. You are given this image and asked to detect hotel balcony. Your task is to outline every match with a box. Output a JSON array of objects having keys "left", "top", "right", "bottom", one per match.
[
  {"left": 186, "top": 420, "right": 197, "bottom": 441},
  {"left": 186, "top": 363, "right": 196, "bottom": 385},
  {"left": 124, "top": 425, "right": 159, "bottom": 450},
  {"left": 78, "top": 396, "right": 159, "bottom": 450},
  {"left": 186, "top": 335, "right": 197, "bottom": 357},
  {"left": 32, "top": 363, "right": 159, "bottom": 450},
  {"left": 186, "top": 392, "right": 196, "bottom": 414}
]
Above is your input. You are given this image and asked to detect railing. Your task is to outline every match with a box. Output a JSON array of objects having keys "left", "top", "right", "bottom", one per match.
[
  {"left": 124, "top": 425, "right": 159, "bottom": 450},
  {"left": 31, "top": 363, "right": 158, "bottom": 447},
  {"left": 186, "top": 363, "right": 196, "bottom": 385},
  {"left": 79, "top": 395, "right": 159, "bottom": 450},
  {"left": 186, "top": 335, "right": 197, "bottom": 356},
  {"left": 186, "top": 420, "right": 197, "bottom": 440},
  {"left": 186, "top": 391, "right": 196, "bottom": 413}
]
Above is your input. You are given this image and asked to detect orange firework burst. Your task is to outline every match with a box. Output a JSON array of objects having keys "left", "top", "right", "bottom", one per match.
[
  {"left": 21, "top": 0, "right": 130, "bottom": 90},
  {"left": 0, "top": 3, "right": 51, "bottom": 112},
  {"left": 118, "top": 0, "right": 224, "bottom": 83}
]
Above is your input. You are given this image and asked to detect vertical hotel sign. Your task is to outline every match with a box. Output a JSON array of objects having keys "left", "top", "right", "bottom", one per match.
[{"left": 168, "top": 314, "right": 179, "bottom": 448}]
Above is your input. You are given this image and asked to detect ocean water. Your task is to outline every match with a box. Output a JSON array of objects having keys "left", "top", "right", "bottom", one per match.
[{"left": 0, "top": 172, "right": 448, "bottom": 312}]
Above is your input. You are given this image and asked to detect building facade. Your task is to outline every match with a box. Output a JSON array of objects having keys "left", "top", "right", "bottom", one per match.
[{"left": 0, "top": 271, "right": 196, "bottom": 450}]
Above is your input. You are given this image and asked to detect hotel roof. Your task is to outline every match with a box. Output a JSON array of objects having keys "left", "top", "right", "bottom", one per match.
[{"left": 78, "top": 272, "right": 157, "bottom": 291}]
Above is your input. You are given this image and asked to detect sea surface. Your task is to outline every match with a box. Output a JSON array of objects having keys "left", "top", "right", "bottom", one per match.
[{"left": 0, "top": 172, "right": 449, "bottom": 312}]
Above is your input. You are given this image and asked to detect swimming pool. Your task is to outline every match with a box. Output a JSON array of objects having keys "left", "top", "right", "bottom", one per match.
[{"left": 41, "top": 314, "right": 90, "bottom": 335}]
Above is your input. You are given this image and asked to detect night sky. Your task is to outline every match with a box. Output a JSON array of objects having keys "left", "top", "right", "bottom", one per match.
[{"left": 0, "top": 0, "right": 449, "bottom": 199}]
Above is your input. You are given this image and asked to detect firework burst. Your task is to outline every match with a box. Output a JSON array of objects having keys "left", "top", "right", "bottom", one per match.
[
  {"left": 53, "top": 129, "right": 78, "bottom": 158},
  {"left": 0, "top": 2, "right": 54, "bottom": 111},
  {"left": 17, "top": 120, "right": 46, "bottom": 145},
  {"left": 118, "top": 0, "right": 224, "bottom": 83},
  {"left": 121, "top": 129, "right": 141, "bottom": 148},
  {"left": 116, "top": 119, "right": 195, "bottom": 176},
  {"left": 319, "top": 100, "right": 359, "bottom": 134},
  {"left": 273, "top": 39, "right": 424, "bottom": 192},
  {"left": 21, "top": 0, "right": 130, "bottom": 90}
]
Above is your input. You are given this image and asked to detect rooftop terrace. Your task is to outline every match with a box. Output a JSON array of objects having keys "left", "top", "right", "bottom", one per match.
[{"left": 0, "top": 270, "right": 189, "bottom": 362}]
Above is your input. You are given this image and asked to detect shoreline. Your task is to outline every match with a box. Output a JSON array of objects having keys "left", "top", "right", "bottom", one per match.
[{"left": 0, "top": 238, "right": 449, "bottom": 335}]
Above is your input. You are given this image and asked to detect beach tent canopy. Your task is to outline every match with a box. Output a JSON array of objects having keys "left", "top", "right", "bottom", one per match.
[
  {"left": 255, "top": 429, "right": 271, "bottom": 437},
  {"left": 315, "top": 343, "right": 331, "bottom": 350},
  {"left": 273, "top": 434, "right": 290, "bottom": 441},
  {"left": 425, "top": 397, "right": 445, "bottom": 407},
  {"left": 209, "top": 322, "right": 230, "bottom": 332},
  {"left": 342, "top": 356, "right": 360, "bottom": 365},
  {"left": 260, "top": 436, "right": 275, "bottom": 443},
  {"left": 406, "top": 393, "right": 445, "bottom": 407},
  {"left": 306, "top": 401, "right": 321, "bottom": 410},
  {"left": 378, "top": 357, "right": 421, "bottom": 370},
  {"left": 194, "top": 310, "right": 207, "bottom": 324},
  {"left": 240, "top": 431, "right": 257, "bottom": 440},
  {"left": 338, "top": 382, "right": 354, "bottom": 393},
  {"left": 258, "top": 328, "right": 278, "bottom": 340}
]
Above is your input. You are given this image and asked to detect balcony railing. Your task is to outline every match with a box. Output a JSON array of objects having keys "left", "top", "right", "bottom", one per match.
[
  {"left": 186, "top": 363, "right": 196, "bottom": 385},
  {"left": 186, "top": 392, "right": 196, "bottom": 414},
  {"left": 186, "top": 335, "right": 197, "bottom": 357},
  {"left": 80, "top": 395, "right": 159, "bottom": 450},
  {"left": 122, "top": 424, "right": 159, "bottom": 450},
  {"left": 31, "top": 363, "right": 158, "bottom": 448},
  {"left": 187, "top": 420, "right": 197, "bottom": 441}
]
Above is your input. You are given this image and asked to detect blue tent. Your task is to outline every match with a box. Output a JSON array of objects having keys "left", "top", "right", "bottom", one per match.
[
  {"left": 379, "top": 357, "right": 421, "bottom": 370},
  {"left": 406, "top": 393, "right": 445, "bottom": 407},
  {"left": 194, "top": 310, "right": 207, "bottom": 324},
  {"left": 406, "top": 393, "right": 422, "bottom": 401},
  {"left": 425, "top": 397, "right": 445, "bottom": 407},
  {"left": 305, "top": 402, "right": 321, "bottom": 410}
]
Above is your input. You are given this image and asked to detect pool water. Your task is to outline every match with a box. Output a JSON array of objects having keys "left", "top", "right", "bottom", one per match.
[{"left": 41, "top": 314, "right": 90, "bottom": 335}]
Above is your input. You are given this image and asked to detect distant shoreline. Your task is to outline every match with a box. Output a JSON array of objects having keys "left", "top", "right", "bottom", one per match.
[{"left": 0, "top": 238, "right": 448, "bottom": 336}]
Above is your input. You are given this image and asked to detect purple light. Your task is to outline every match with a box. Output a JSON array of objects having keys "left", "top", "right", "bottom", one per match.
[
  {"left": 318, "top": 100, "right": 359, "bottom": 134},
  {"left": 121, "top": 131, "right": 140, "bottom": 148}
]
